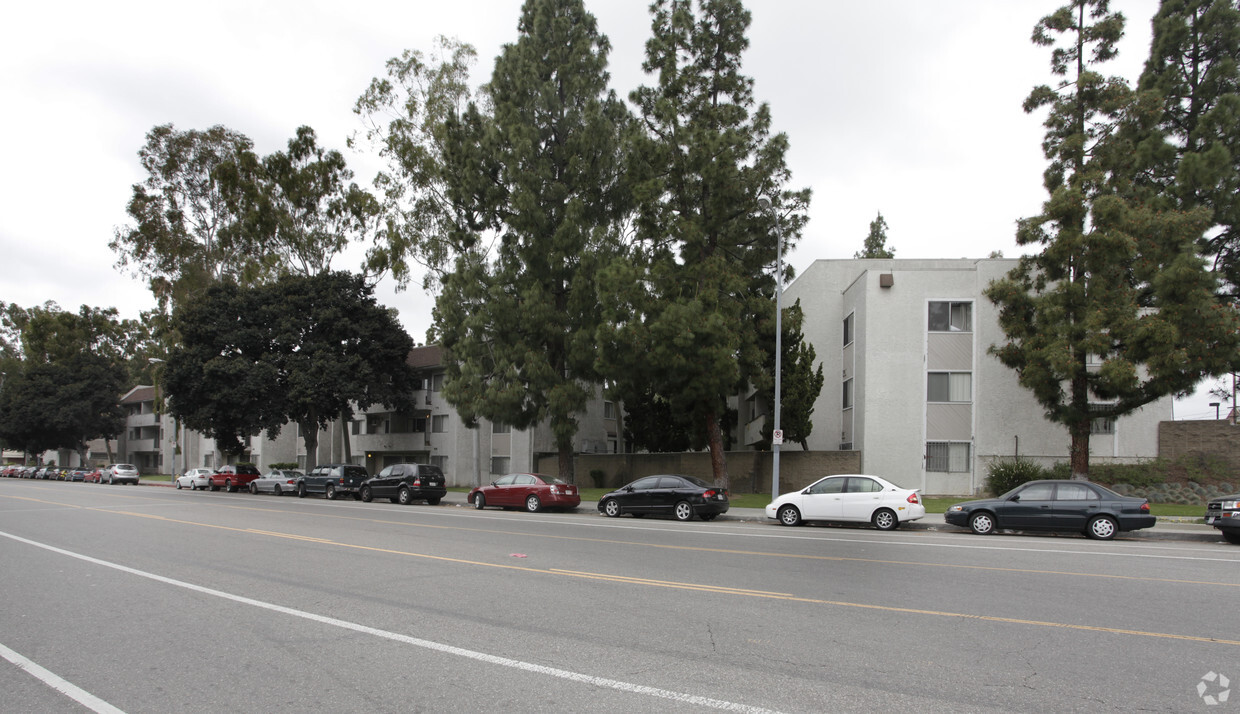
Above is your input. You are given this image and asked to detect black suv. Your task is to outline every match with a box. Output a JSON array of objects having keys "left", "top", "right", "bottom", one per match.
[
  {"left": 1205, "top": 492, "right": 1240, "bottom": 544},
  {"left": 299, "top": 463, "right": 369, "bottom": 500},
  {"left": 360, "top": 463, "right": 447, "bottom": 506}
]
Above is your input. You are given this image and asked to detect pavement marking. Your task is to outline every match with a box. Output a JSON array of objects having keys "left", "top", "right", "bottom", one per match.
[
  {"left": 0, "top": 529, "right": 781, "bottom": 714},
  {"left": 0, "top": 640, "right": 126, "bottom": 714}
]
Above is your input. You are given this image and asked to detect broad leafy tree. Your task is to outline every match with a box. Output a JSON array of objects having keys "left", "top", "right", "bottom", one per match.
[
  {"left": 353, "top": 36, "right": 486, "bottom": 291},
  {"left": 854, "top": 211, "right": 895, "bottom": 258},
  {"left": 432, "top": 0, "right": 631, "bottom": 483},
  {"left": 111, "top": 124, "right": 255, "bottom": 312},
  {"left": 598, "top": 0, "right": 810, "bottom": 489},
  {"left": 985, "top": 0, "right": 1240, "bottom": 479},
  {"left": 165, "top": 272, "right": 416, "bottom": 469},
  {"left": 218, "top": 126, "right": 383, "bottom": 280}
]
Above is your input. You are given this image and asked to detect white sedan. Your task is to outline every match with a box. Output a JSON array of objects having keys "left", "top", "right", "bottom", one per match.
[
  {"left": 175, "top": 468, "right": 214, "bottom": 490},
  {"left": 765, "top": 474, "right": 925, "bottom": 530}
]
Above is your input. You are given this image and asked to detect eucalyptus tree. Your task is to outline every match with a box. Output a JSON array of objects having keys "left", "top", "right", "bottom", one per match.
[
  {"left": 985, "top": 0, "right": 1240, "bottom": 479},
  {"left": 597, "top": 0, "right": 810, "bottom": 489},
  {"left": 111, "top": 124, "right": 256, "bottom": 311}
]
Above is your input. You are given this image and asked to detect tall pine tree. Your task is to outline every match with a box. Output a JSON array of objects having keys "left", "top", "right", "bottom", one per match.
[
  {"left": 986, "top": 0, "right": 1240, "bottom": 479},
  {"left": 433, "top": 0, "right": 631, "bottom": 483},
  {"left": 597, "top": 0, "right": 810, "bottom": 489}
]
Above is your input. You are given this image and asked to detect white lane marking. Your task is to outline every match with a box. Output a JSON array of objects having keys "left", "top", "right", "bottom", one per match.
[
  {"left": 0, "top": 530, "right": 780, "bottom": 714},
  {"left": 0, "top": 641, "right": 126, "bottom": 714}
]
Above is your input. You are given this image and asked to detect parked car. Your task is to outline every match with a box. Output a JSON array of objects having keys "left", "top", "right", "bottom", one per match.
[
  {"left": 765, "top": 474, "right": 925, "bottom": 531},
  {"left": 209, "top": 464, "right": 262, "bottom": 492},
  {"left": 250, "top": 469, "right": 304, "bottom": 496},
  {"left": 944, "top": 480, "right": 1156, "bottom": 540},
  {"left": 598, "top": 474, "right": 730, "bottom": 521},
  {"left": 1205, "top": 492, "right": 1240, "bottom": 544},
  {"left": 175, "top": 469, "right": 213, "bottom": 490},
  {"left": 83, "top": 467, "right": 104, "bottom": 483},
  {"left": 469, "top": 473, "right": 580, "bottom": 513},
  {"left": 299, "top": 463, "right": 369, "bottom": 500},
  {"left": 68, "top": 467, "right": 89, "bottom": 482},
  {"left": 105, "top": 464, "right": 140, "bottom": 485},
  {"left": 360, "top": 463, "right": 446, "bottom": 505}
]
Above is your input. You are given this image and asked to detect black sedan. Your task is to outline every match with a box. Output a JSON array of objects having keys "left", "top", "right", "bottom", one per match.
[
  {"left": 944, "top": 479, "right": 1156, "bottom": 540},
  {"left": 360, "top": 463, "right": 447, "bottom": 505},
  {"left": 598, "top": 474, "right": 729, "bottom": 521}
]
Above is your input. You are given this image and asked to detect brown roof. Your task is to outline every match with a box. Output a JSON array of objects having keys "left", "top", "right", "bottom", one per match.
[
  {"left": 121, "top": 385, "right": 156, "bottom": 404},
  {"left": 407, "top": 345, "right": 443, "bottom": 369}
]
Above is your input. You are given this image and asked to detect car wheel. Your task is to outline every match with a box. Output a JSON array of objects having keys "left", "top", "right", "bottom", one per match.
[
  {"left": 297, "top": 483, "right": 306, "bottom": 498},
  {"left": 360, "top": 486, "right": 373, "bottom": 503},
  {"left": 398, "top": 487, "right": 412, "bottom": 505},
  {"left": 210, "top": 482, "right": 219, "bottom": 492},
  {"left": 526, "top": 494, "right": 541, "bottom": 513},
  {"left": 777, "top": 505, "right": 801, "bottom": 526},
  {"left": 189, "top": 482, "right": 196, "bottom": 490},
  {"left": 427, "top": 497, "right": 441, "bottom": 506},
  {"left": 1086, "top": 515, "right": 1118, "bottom": 540},
  {"left": 108, "top": 476, "right": 114, "bottom": 485},
  {"left": 249, "top": 483, "right": 258, "bottom": 495},
  {"left": 602, "top": 499, "right": 621, "bottom": 518},
  {"left": 872, "top": 508, "right": 898, "bottom": 531},
  {"left": 473, "top": 492, "right": 486, "bottom": 510},
  {"left": 673, "top": 501, "right": 694, "bottom": 521},
  {"left": 325, "top": 483, "right": 336, "bottom": 500},
  {"left": 1223, "top": 531, "right": 1240, "bottom": 545},
  {"left": 969, "top": 512, "right": 996, "bottom": 535},
  {"left": 273, "top": 485, "right": 282, "bottom": 497},
  {"left": 175, "top": 481, "right": 182, "bottom": 490}
]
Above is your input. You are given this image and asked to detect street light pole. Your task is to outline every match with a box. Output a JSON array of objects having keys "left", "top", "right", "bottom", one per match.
[{"left": 758, "top": 196, "right": 783, "bottom": 501}]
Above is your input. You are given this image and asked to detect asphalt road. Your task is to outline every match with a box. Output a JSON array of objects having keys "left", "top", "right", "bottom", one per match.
[{"left": 2, "top": 479, "right": 1238, "bottom": 713}]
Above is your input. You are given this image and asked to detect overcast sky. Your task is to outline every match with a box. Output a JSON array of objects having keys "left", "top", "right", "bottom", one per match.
[{"left": 2, "top": 0, "right": 1226, "bottom": 419}]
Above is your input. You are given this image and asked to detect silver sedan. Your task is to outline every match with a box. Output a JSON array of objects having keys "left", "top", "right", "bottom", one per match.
[
  {"left": 175, "top": 468, "right": 214, "bottom": 490},
  {"left": 250, "top": 469, "right": 304, "bottom": 496}
]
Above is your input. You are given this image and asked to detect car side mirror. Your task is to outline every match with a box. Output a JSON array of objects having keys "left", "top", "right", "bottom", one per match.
[
  {"left": 1009, "top": 494, "right": 1020, "bottom": 502},
  {"left": 624, "top": 485, "right": 634, "bottom": 492},
  {"left": 490, "top": 481, "right": 498, "bottom": 487}
]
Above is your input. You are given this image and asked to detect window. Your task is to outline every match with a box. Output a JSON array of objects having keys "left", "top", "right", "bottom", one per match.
[
  {"left": 1055, "top": 483, "right": 1096, "bottom": 501},
  {"left": 1090, "top": 404, "right": 1115, "bottom": 435},
  {"left": 807, "top": 477, "right": 845, "bottom": 495},
  {"left": 492, "top": 421, "right": 511, "bottom": 434},
  {"left": 391, "top": 411, "right": 417, "bottom": 433},
  {"left": 432, "top": 374, "right": 444, "bottom": 392},
  {"left": 843, "top": 313, "right": 854, "bottom": 347},
  {"left": 928, "top": 301, "right": 972, "bottom": 332},
  {"left": 1017, "top": 483, "right": 1054, "bottom": 500},
  {"left": 431, "top": 415, "right": 448, "bottom": 433},
  {"left": 431, "top": 455, "right": 448, "bottom": 471},
  {"left": 490, "top": 457, "right": 510, "bottom": 475},
  {"left": 844, "top": 477, "right": 882, "bottom": 493},
  {"left": 603, "top": 401, "right": 616, "bottom": 419},
  {"left": 927, "top": 372, "right": 971, "bottom": 402},
  {"left": 630, "top": 476, "right": 660, "bottom": 490},
  {"left": 842, "top": 378, "right": 853, "bottom": 410},
  {"left": 351, "top": 420, "right": 360, "bottom": 436},
  {"left": 926, "top": 442, "right": 971, "bottom": 472}
]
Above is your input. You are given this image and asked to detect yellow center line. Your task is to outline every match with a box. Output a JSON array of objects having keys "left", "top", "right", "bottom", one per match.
[{"left": 98, "top": 508, "right": 1240, "bottom": 647}]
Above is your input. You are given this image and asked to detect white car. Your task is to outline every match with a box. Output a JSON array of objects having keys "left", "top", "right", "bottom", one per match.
[
  {"left": 105, "top": 463, "right": 140, "bottom": 485},
  {"left": 175, "top": 468, "right": 214, "bottom": 490},
  {"left": 765, "top": 474, "right": 925, "bottom": 530},
  {"left": 249, "top": 469, "right": 304, "bottom": 496}
]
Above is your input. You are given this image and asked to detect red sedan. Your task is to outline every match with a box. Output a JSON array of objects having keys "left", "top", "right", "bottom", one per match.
[
  {"left": 469, "top": 473, "right": 580, "bottom": 513},
  {"left": 83, "top": 467, "right": 105, "bottom": 484}
]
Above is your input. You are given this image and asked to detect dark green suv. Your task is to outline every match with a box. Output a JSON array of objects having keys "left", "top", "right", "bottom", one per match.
[{"left": 298, "top": 463, "right": 369, "bottom": 500}]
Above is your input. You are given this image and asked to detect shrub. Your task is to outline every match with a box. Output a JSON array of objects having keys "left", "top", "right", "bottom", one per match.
[
  {"left": 268, "top": 462, "right": 299, "bottom": 470},
  {"left": 985, "top": 459, "right": 1045, "bottom": 496}
]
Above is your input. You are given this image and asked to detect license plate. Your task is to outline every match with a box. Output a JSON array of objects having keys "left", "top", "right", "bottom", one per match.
[{"left": 1206, "top": 517, "right": 1216, "bottom": 524}]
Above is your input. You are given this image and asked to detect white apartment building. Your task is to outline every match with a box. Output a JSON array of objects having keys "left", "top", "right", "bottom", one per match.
[{"left": 773, "top": 258, "right": 1169, "bottom": 495}]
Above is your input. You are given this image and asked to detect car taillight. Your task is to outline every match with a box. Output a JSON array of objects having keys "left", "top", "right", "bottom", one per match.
[
  {"left": 704, "top": 489, "right": 717, "bottom": 499},
  {"left": 907, "top": 493, "right": 920, "bottom": 504},
  {"left": 1140, "top": 502, "right": 1150, "bottom": 513},
  {"left": 413, "top": 479, "right": 421, "bottom": 486},
  {"left": 551, "top": 485, "right": 563, "bottom": 495}
]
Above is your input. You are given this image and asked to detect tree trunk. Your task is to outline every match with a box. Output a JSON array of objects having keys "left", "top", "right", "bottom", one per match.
[
  {"left": 706, "top": 411, "right": 730, "bottom": 489},
  {"left": 301, "top": 418, "right": 319, "bottom": 473},
  {"left": 341, "top": 410, "right": 352, "bottom": 463},
  {"left": 558, "top": 439, "right": 574, "bottom": 484}
]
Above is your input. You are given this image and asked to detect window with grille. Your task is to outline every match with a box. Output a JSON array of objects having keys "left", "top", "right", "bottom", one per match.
[
  {"left": 431, "top": 415, "right": 448, "bottom": 433},
  {"left": 492, "top": 421, "right": 511, "bottom": 434},
  {"left": 1089, "top": 403, "right": 1115, "bottom": 434},
  {"left": 926, "top": 442, "right": 971, "bottom": 472},
  {"left": 928, "top": 301, "right": 972, "bottom": 332},
  {"left": 927, "top": 372, "right": 971, "bottom": 402}
]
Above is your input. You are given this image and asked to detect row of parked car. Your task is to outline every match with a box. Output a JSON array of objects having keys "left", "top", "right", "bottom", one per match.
[
  {"left": 2, "top": 463, "right": 140, "bottom": 484},
  {"left": 174, "top": 462, "right": 451, "bottom": 506}
]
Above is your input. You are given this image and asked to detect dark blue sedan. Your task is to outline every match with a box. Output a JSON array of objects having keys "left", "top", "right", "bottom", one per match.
[{"left": 944, "top": 479, "right": 1156, "bottom": 540}]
